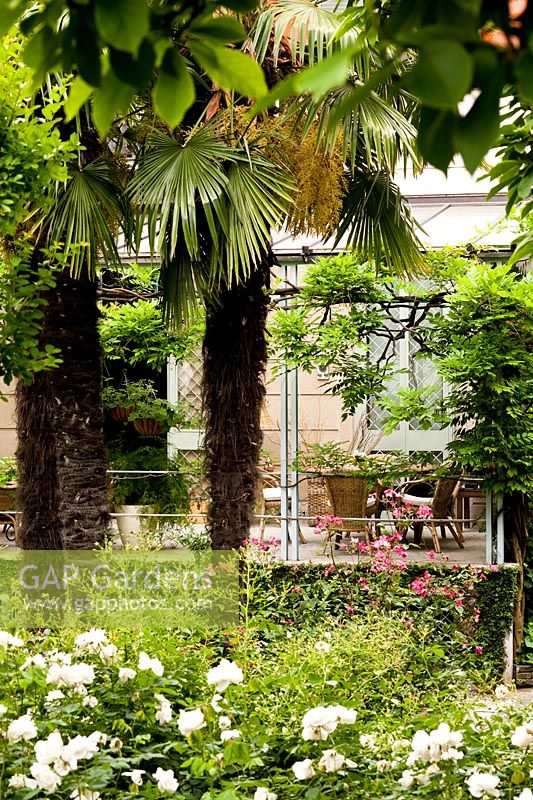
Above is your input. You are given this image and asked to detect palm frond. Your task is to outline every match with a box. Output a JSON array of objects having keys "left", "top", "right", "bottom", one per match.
[
  {"left": 129, "top": 124, "right": 295, "bottom": 324},
  {"left": 45, "top": 160, "right": 124, "bottom": 277},
  {"left": 128, "top": 127, "right": 231, "bottom": 264},
  {"left": 291, "top": 81, "right": 420, "bottom": 170},
  {"left": 334, "top": 168, "right": 424, "bottom": 274},
  {"left": 222, "top": 154, "right": 295, "bottom": 284},
  {"left": 253, "top": 0, "right": 360, "bottom": 66}
]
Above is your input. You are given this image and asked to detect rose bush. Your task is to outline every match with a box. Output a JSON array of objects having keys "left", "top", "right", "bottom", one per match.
[{"left": 0, "top": 613, "right": 532, "bottom": 799}]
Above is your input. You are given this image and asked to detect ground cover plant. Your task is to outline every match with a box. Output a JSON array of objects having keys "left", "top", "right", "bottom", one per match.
[{"left": 0, "top": 552, "right": 530, "bottom": 800}]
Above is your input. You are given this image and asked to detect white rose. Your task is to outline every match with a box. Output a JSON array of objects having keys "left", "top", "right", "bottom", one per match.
[
  {"left": 155, "top": 703, "right": 172, "bottom": 725},
  {"left": 0, "top": 704, "right": 7, "bottom": 715},
  {"left": 399, "top": 770, "right": 415, "bottom": 789},
  {"left": 254, "top": 788, "right": 278, "bottom": 800},
  {"left": 466, "top": 771, "right": 501, "bottom": 798},
  {"left": 123, "top": 769, "right": 145, "bottom": 786},
  {"left": 34, "top": 731, "right": 64, "bottom": 764},
  {"left": 7, "top": 713, "right": 38, "bottom": 742},
  {"left": 0, "top": 631, "right": 24, "bottom": 648},
  {"left": 82, "top": 695, "right": 98, "bottom": 708},
  {"left": 118, "top": 667, "right": 137, "bottom": 683},
  {"left": 46, "top": 662, "right": 95, "bottom": 687},
  {"left": 359, "top": 733, "right": 377, "bottom": 750},
  {"left": 138, "top": 651, "right": 164, "bottom": 677},
  {"left": 99, "top": 643, "right": 119, "bottom": 664},
  {"left": 9, "top": 774, "right": 37, "bottom": 789},
  {"left": 514, "top": 790, "right": 533, "bottom": 800},
  {"left": 153, "top": 767, "right": 179, "bottom": 793},
  {"left": 62, "top": 734, "right": 100, "bottom": 765},
  {"left": 178, "top": 708, "right": 206, "bottom": 736},
  {"left": 331, "top": 705, "right": 357, "bottom": 725},
  {"left": 30, "top": 763, "right": 62, "bottom": 792},
  {"left": 44, "top": 689, "right": 65, "bottom": 703},
  {"left": 207, "top": 659, "right": 244, "bottom": 692},
  {"left": 512, "top": 724, "right": 533, "bottom": 748},
  {"left": 211, "top": 693, "right": 224, "bottom": 712},
  {"left": 109, "top": 737, "right": 123, "bottom": 752},
  {"left": 70, "top": 787, "right": 100, "bottom": 800},
  {"left": 292, "top": 759, "right": 315, "bottom": 780},
  {"left": 74, "top": 629, "right": 108, "bottom": 654},
  {"left": 314, "top": 641, "right": 331, "bottom": 654},
  {"left": 20, "top": 654, "right": 46, "bottom": 671},
  {"left": 221, "top": 729, "right": 241, "bottom": 742},
  {"left": 301, "top": 706, "right": 338, "bottom": 741},
  {"left": 318, "top": 749, "right": 346, "bottom": 773},
  {"left": 218, "top": 715, "right": 232, "bottom": 730}
]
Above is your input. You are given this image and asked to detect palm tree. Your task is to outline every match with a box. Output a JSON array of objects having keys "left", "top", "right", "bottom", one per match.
[
  {"left": 129, "top": 125, "right": 294, "bottom": 548},
  {"left": 130, "top": 0, "right": 423, "bottom": 549},
  {"left": 17, "top": 126, "right": 126, "bottom": 549}
]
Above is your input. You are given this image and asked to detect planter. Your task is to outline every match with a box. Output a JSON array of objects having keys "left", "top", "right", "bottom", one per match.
[
  {"left": 133, "top": 418, "right": 165, "bottom": 436},
  {"left": 115, "top": 505, "right": 155, "bottom": 547},
  {"left": 168, "top": 428, "right": 204, "bottom": 451},
  {"left": 110, "top": 405, "right": 137, "bottom": 423}
]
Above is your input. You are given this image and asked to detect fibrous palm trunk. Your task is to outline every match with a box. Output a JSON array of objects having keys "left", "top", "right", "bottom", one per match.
[
  {"left": 16, "top": 262, "right": 110, "bottom": 549},
  {"left": 203, "top": 249, "right": 272, "bottom": 549}
]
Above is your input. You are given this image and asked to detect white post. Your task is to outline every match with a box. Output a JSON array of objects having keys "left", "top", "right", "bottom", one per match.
[
  {"left": 485, "top": 489, "right": 493, "bottom": 564},
  {"left": 279, "top": 263, "right": 290, "bottom": 561},
  {"left": 496, "top": 493, "right": 505, "bottom": 564},
  {"left": 289, "top": 262, "right": 299, "bottom": 561}
]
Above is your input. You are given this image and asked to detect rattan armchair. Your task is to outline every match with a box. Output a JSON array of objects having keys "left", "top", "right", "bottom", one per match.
[
  {"left": 323, "top": 475, "right": 377, "bottom": 544},
  {"left": 398, "top": 478, "right": 464, "bottom": 553}
]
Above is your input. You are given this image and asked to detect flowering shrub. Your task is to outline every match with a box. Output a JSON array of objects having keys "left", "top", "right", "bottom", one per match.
[{"left": 1, "top": 624, "right": 532, "bottom": 799}]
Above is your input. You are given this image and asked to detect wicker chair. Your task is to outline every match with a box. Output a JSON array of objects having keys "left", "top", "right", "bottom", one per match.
[
  {"left": 323, "top": 475, "right": 375, "bottom": 544},
  {"left": 400, "top": 478, "right": 464, "bottom": 553},
  {"left": 0, "top": 485, "right": 18, "bottom": 542},
  {"left": 257, "top": 471, "right": 306, "bottom": 543}
]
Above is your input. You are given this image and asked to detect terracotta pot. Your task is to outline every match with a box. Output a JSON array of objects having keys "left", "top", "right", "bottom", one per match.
[
  {"left": 110, "top": 405, "right": 137, "bottom": 423},
  {"left": 132, "top": 418, "right": 165, "bottom": 436}
]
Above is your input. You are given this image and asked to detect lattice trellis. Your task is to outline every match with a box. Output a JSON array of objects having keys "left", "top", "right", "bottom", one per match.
[{"left": 176, "top": 351, "right": 203, "bottom": 415}]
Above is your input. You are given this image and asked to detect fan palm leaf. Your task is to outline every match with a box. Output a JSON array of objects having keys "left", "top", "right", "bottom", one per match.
[
  {"left": 253, "top": 0, "right": 360, "bottom": 66},
  {"left": 44, "top": 160, "right": 125, "bottom": 277},
  {"left": 334, "top": 166, "right": 423, "bottom": 272},
  {"left": 291, "top": 80, "right": 419, "bottom": 170},
  {"left": 129, "top": 125, "right": 295, "bottom": 323}
]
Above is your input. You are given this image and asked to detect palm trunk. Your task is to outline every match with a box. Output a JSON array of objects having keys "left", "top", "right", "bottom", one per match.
[
  {"left": 16, "top": 260, "right": 110, "bottom": 549},
  {"left": 203, "top": 250, "right": 272, "bottom": 549}
]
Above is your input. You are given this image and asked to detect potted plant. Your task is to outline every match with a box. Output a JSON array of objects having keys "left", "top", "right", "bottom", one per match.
[
  {"left": 108, "top": 443, "right": 190, "bottom": 546},
  {"left": 103, "top": 381, "right": 185, "bottom": 435}
]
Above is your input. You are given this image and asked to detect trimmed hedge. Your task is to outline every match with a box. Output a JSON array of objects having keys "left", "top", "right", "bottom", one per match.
[{"left": 246, "top": 561, "right": 520, "bottom": 678}]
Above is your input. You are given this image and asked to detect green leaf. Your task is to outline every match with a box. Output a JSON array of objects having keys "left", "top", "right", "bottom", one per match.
[
  {"left": 73, "top": 24, "right": 102, "bottom": 86},
  {"left": 91, "top": 72, "right": 135, "bottom": 138},
  {"left": 517, "top": 171, "right": 533, "bottom": 200},
  {"left": 153, "top": 50, "right": 195, "bottom": 129},
  {"left": 190, "top": 43, "right": 267, "bottom": 98},
  {"left": 293, "top": 48, "right": 353, "bottom": 98},
  {"left": 94, "top": 0, "right": 150, "bottom": 54},
  {"left": 64, "top": 75, "right": 94, "bottom": 120},
  {"left": 22, "top": 25, "right": 60, "bottom": 76},
  {"left": 0, "top": 4, "right": 22, "bottom": 36},
  {"left": 417, "top": 106, "right": 456, "bottom": 172},
  {"left": 454, "top": 82, "right": 502, "bottom": 173},
  {"left": 405, "top": 40, "right": 473, "bottom": 109},
  {"left": 110, "top": 39, "right": 156, "bottom": 88},
  {"left": 189, "top": 16, "right": 246, "bottom": 44},
  {"left": 515, "top": 51, "right": 533, "bottom": 104}
]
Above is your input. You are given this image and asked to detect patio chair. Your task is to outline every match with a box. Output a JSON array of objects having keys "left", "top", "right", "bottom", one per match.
[
  {"left": 257, "top": 470, "right": 306, "bottom": 543},
  {"left": 398, "top": 478, "right": 464, "bottom": 553},
  {"left": 0, "top": 485, "right": 18, "bottom": 542},
  {"left": 323, "top": 475, "right": 377, "bottom": 545}
]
